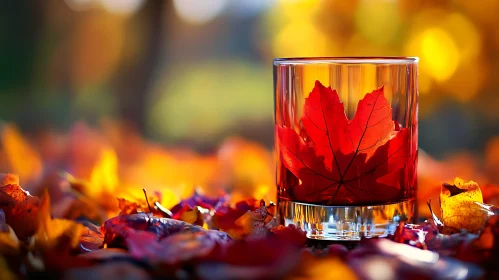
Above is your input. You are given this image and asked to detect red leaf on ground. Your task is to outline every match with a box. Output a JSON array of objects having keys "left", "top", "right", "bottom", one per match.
[
  {"left": 277, "top": 81, "right": 409, "bottom": 205},
  {"left": 170, "top": 190, "right": 223, "bottom": 215},
  {"left": 269, "top": 224, "right": 307, "bottom": 247},
  {"left": 0, "top": 174, "right": 19, "bottom": 187},
  {"left": 212, "top": 199, "right": 274, "bottom": 238},
  {"left": 0, "top": 183, "right": 40, "bottom": 239},
  {"left": 125, "top": 229, "right": 228, "bottom": 264},
  {"left": 78, "top": 221, "right": 104, "bottom": 252},
  {"left": 102, "top": 213, "right": 231, "bottom": 248},
  {"left": 117, "top": 198, "right": 140, "bottom": 215},
  {"left": 212, "top": 198, "right": 260, "bottom": 231},
  {"left": 389, "top": 223, "right": 427, "bottom": 249},
  {"left": 206, "top": 236, "right": 300, "bottom": 267},
  {"left": 196, "top": 236, "right": 302, "bottom": 279}
]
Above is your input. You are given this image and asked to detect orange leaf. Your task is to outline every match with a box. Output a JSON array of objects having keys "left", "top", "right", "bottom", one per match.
[
  {"left": 0, "top": 183, "right": 40, "bottom": 239},
  {"left": 0, "top": 174, "right": 19, "bottom": 187},
  {"left": 35, "top": 191, "right": 83, "bottom": 250},
  {"left": 117, "top": 198, "right": 139, "bottom": 215}
]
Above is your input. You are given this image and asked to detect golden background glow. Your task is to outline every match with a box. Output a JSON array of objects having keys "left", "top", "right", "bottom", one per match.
[{"left": 1, "top": 0, "right": 498, "bottom": 160}]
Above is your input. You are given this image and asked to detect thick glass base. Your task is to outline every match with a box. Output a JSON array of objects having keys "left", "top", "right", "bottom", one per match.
[{"left": 278, "top": 199, "right": 415, "bottom": 241}]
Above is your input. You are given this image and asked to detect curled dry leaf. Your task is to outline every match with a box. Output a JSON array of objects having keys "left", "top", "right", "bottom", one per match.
[
  {"left": 0, "top": 183, "right": 40, "bottom": 239},
  {"left": 440, "top": 178, "right": 488, "bottom": 234}
]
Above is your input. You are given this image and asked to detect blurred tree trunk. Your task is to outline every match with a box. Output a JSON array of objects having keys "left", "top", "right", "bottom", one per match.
[
  {"left": 0, "top": 0, "right": 43, "bottom": 128},
  {"left": 114, "top": 0, "right": 171, "bottom": 133}
]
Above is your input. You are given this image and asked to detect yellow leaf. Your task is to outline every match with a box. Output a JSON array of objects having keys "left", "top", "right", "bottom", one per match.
[
  {"left": 179, "top": 210, "right": 198, "bottom": 224},
  {"left": 36, "top": 191, "right": 83, "bottom": 250},
  {"left": 440, "top": 177, "right": 488, "bottom": 234},
  {"left": 89, "top": 148, "right": 119, "bottom": 197}
]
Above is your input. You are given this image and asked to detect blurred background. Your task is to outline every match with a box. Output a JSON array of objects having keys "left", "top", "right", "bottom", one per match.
[
  {"left": 2, "top": 0, "right": 499, "bottom": 156},
  {"left": 2, "top": 0, "right": 499, "bottom": 214}
]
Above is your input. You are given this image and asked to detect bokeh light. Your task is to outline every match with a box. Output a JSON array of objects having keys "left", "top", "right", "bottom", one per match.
[
  {"left": 65, "top": 0, "right": 145, "bottom": 15},
  {"left": 404, "top": 10, "right": 483, "bottom": 101},
  {"left": 355, "top": 0, "right": 401, "bottom": 46},
  {"left": 101, "top": 0, "right": 145, "bottom": 15},
  {"left": 416, "top": 28, "right": 460, "bottom": 82},
  {"left": 173, "top": 0, "right": 229, "bottom": 25},
  {"left": 273, "top": 20, "right": 333, "bottom": 57},
  {"left": 3, "top": 0, "right": 499, "bottom": 169}
]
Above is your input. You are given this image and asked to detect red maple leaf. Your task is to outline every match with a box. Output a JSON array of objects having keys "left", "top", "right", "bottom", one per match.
[{"left": 277, "top": 81, "right": 409, "bottom": 205}]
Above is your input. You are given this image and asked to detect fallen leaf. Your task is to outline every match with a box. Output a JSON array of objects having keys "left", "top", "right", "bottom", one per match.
[
  {"left": 212, "top": 198, "right": 259, "bottom": 232},
  {"left": 269, "top": 224, "right": 306, "bottom": 247},
  {"left": 440, "top": 178, "right": 488, "bottom": 234},
  {"left": 196, "top": 237, "right": 302, "bottom": 279},
  {"left": 117, "top": 198, "right": 139, "bottom": 215},
  {"left": 102, "top": 213, "right": 231, "bottom": 248},
  {"left": 0, "top": 183, "right": 40, "bottom": 239},
  {"left": 125, "top": 229, "right": 228, "bottom": 264},
  {"left": 389, "top": 223, "right": 426, "bottom": 249},
  {"left": 78, "top": 221, "right": 104, "bottom": 252},
  {"left": 0, "top": 174, "right": 19, "bottom": 187},
  {"left": 277, "top": 81, "right": 410, "bottom": 205},
  {"left": 177, "top": 205, "right": 208, "bottom": 227},
  {"left": 213, "top": 199, "right": 273, "bottom": 238},
  {"left": 170, "top": 190, "right": 223, "bottom": 214},
  {"left": 35, "top": 191, "right": 84, "bottom": 251}
]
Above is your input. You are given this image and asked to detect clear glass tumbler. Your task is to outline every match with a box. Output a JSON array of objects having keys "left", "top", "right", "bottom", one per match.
[{"left": 274, "top": 57, "right": 418, "bottom": 240}]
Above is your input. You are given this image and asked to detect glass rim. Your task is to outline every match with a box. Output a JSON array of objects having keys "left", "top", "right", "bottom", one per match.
[{"left": 273, "top": 56, "right": 419, "bottom": 65}]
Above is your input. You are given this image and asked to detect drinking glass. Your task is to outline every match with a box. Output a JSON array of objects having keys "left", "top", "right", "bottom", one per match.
[{"left": 274, "top": 57, "right": 418, "bottom": 240}]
